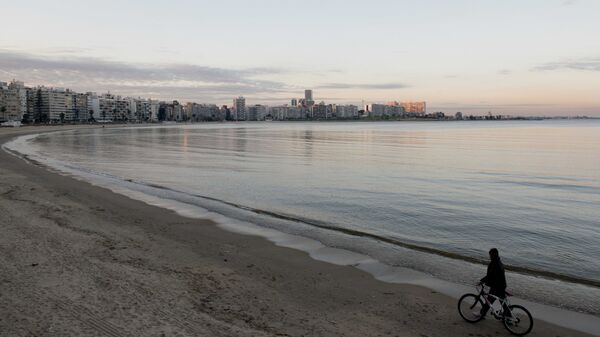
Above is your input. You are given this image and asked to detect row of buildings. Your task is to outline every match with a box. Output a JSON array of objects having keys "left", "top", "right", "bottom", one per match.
[
  {"left": 0, "top": 81, "right": 162, "bottom": 123},
  {"left": 0, "top": 80, "right": 427, "bottom": 123},
  {"left": 231, "top": 95, "right": 362, "bottom": 121},
  {"left": 365, "top": 101, "right": 427, "bottom": 118}
]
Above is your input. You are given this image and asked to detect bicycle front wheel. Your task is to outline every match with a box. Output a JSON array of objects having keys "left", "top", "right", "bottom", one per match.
[
  {"left": 458, "top": 293, "right": 484, "bottom": 323},
  {"left": 503, "top": 304, "right": 533, "bottom": 336}
]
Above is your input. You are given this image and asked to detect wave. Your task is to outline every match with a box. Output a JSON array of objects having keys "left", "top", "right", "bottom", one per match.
[
  {"left": 476, "top": 171, "right": 600, "bottom": 192},
  {"left": 498, "top": 180, "right": 600, "bottom": 194},
  {"left": 138, "top": 181, "right": 600, "bottom": 289}
]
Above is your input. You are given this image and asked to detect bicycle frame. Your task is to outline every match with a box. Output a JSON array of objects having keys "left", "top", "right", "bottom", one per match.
[{"left": 477, "top": 284, "right": 512, "bottom": 318}]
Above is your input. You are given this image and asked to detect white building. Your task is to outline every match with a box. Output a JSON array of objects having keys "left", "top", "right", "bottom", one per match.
[
  {"left": 134, "top": 99, "right": 154, "bottom": 122},
  {"left": 70, "top": 92, "right": 89, "bottom": 122},
  {"left": 172, "top": 101, "right": 184, "bottom": 121},
  {"left": 26, "top": 87, "right": 70, "bottom": 122},
  {"left": 383, "top": 105, "right": 404, "bottom": 117},
  {"left": 149, "top": 100, "right": 160, "bottom": 122},
  {"left": 366, "top": 103, "right": 385, "bottom": 117},
  {"left": 233, "top": 96, "right": 246, "bottom": 121},
  {"left": 268, "top": 106, "right": 287, "bottom": 120},
  {"left": 87, "top": 92, "right": 101, "bottom": 121},
  {"left": 268, "top": 106, "right": 306, "bottom": 120},
  {"left": 124, "top": 97, "right": 138, "bottom": 121},
  {"left": 97, "top": 93, "right": 118, "bottom": 122},
  {"left": 247, "top": 104, "right": 267, "bottom": 121},
  {"left": 94, "top": 94, "right": 135, "bottom": 122},
  {"left": 334, "top": 105, "right": 359, "bottom": 119},
  {"left": 0, "top": 81, "right": 28, "bottom": 122}
]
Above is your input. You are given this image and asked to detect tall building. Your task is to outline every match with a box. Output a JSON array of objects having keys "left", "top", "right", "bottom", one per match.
[
  {"left": 91, "top": 93, "right": 134, "bottom": 122},
  {"left": 305, "top": 89, "right": 313, "bottom": 101},
  {"left": 123, "top": 97, "right": 138, "bottom": 121},
  {"left": 71, "top": 92, "right": 89, "bottom": 122},
  {"left": 233, "top": 96, "right": 246, "bottom": 121},
  {"left": 312, "top": 102, "right": 332, "bottom": 119},
  {"left": 0, "top": 82, "right": 9, "bottom": 122},
  {"left": 63, "top": 90, "right": 74, "bottom": 121},
  {"left": 157, "top": 101, "right": 173, "bottom": 121},
  {"left": 269, "top": 106, "right": 288, "bottom": 120},
  {"left": 186, "top": 102, "right": 221, "bottom": 121},
  {"left": 247, "top": 104, "right": 267, "bottom": 121},
  {"left": 221, "top": 105, "right": 232, "bottom": 121},
  {"left": 156, "top": 100, "right": 182, "bottom": 121},
  {"left": 86, "top": 92, "right": 98, "bottom": 121},
  {"left": 304, "top": 89, "right": 314, "bottom": 107},
  {"left": 400, "top": 101, "right": 426, "bottom": 115},
  {"left": 366, "top": 103, "right": 385, "bottom": 117},
  {"left": 98, "top": 93, "right": 116, "bottom": 121},
  {"left": 135, "top": 99, "right": 153, "bottom": 122},
  {"left": 26, "top": 86, "right": 71, "bottom": 122},
  {"left": 0, "top": 81, "right": 28, "bottom": 122},
  {"left": 291, "top": 98, "right": 298, "bottom": 107},
  {"left": 149, "top": 100, "right": 160, "bottom": 122},
  {"left": 334, "top": 105, "right": 359, "bottom": 119},
  {"left": 384, "top": 104, "right": 404, "bottom": 117},
  {"left": 172, "top": 100, "right": 183, "bottom": 121}
]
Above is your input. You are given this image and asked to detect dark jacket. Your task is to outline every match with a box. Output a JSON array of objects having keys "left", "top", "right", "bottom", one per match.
[{"left": 481, "top": 257, "right": 507, "bottom": 290}]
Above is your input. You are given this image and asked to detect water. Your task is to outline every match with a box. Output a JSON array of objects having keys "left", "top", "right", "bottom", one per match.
[{"left": 6, "top": 120, "right": 600, "bottom": 315}]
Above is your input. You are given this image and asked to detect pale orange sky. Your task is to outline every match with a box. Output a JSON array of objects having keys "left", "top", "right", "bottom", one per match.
[{"left": 1, "top": 0, "right": 599, "bottom": 116}]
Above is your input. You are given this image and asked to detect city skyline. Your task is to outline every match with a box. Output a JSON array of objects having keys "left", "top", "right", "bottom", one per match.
[
  {"left": 2, "top": 78, "right": 437, "bottom": 123},
  {"left": 1, "top": 0, "right": 600, "bottom": 116}
]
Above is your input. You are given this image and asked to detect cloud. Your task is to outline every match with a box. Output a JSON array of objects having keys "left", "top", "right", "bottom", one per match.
[
  {"left": 317, "top": 82, "right": 409, "bottom": 90},
  {"left": 533, "top": 58, "right": 600, "bottom": 72},
  {"left": 498, "top": 69, "right": 511, "bottom": 75},
  {"left": 99, "top": 83, "right": 294, "bottom": 102},
  {"left": 0, "top": 49, "right": 294, "bottom": 101}
]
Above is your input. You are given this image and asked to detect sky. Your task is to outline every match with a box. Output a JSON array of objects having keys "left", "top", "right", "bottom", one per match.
[{"left": 1, "top": 0, "right": 599, "bottom": 116}]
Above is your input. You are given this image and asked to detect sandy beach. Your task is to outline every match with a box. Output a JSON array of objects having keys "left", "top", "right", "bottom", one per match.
[{"left": 0, "top": 126, "right": 596, "bottom": 337}]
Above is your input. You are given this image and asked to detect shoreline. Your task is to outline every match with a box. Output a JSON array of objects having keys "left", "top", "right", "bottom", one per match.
[{"left": 1, "top": 125, "right": 598, "bottom": 337}]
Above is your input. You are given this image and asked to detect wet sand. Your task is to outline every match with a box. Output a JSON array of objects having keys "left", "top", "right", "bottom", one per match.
[{"left": 0, "top": 126, "right": 596, "bottom": 337}]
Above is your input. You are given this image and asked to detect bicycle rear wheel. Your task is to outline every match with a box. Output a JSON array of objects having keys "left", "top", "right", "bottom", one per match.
[
  {"left": 458, "top": 294, "right": 484, "bottom": 323},
  {"left": 503, "top": 304, "right": 533, "bottom": 336}
]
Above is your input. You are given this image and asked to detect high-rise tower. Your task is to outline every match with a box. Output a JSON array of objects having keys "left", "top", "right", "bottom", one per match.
[
  {"left": 233, "top": 96, "right": 246, "bottom": 121},
  {"left": 304, "top": 89, "right": 314, "bottom": 107}
]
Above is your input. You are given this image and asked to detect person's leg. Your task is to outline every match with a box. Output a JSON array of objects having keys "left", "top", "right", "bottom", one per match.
[
  {"left": 480, "top": 295, "right": 496, "bottom": 316},
  {"left": 491, "top": 289, "right": 511, "bottom": 317},
  {"left": 500, "top": 296, "right": 511, "bottom": 317}
]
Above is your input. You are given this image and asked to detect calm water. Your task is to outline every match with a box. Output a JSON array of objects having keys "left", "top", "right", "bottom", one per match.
[{"left": 15, "top": 120, "right": 600, "bottom": 313}]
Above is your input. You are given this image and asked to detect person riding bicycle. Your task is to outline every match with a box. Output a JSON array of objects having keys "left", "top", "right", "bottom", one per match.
[{"left": 478, "top": 248, "right": 510, "bottom": 317}]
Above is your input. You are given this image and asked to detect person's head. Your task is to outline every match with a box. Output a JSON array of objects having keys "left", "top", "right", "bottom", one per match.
[{"left": 489, "top": 248, "right": 500, "bottom": 261}]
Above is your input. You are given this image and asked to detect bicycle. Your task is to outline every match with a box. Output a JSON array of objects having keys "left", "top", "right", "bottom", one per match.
[{"left": 458, "top": 283, "right": 533, "bottom": 336}]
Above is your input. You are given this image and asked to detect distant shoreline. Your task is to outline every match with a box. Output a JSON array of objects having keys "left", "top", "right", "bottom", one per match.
[{"left": 3, "top": 115, "right": 599, "bottom": 128}]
